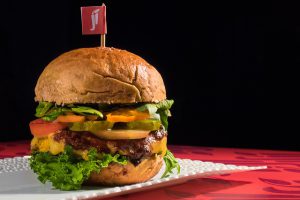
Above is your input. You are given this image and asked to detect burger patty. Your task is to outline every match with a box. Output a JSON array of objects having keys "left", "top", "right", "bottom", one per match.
[{"left": 53, "top": 128, "right": 167, "bottom": 165}]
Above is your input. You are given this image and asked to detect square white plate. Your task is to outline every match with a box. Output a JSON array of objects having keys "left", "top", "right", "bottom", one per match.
[{"left": 0, "top": 156, "right": 266, "bottom": 200}]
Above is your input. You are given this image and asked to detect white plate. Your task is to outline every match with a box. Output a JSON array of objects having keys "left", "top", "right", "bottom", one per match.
[{"left": 0, "top": 156, "right": 266, "bottom": 200}]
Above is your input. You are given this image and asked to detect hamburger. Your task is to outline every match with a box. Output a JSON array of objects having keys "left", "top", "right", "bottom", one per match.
[{"left": 29, "top": 47, "right": 180, "bottom": 190}]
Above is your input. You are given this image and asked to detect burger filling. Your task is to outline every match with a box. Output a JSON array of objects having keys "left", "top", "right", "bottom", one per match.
[
  {"left": 31, "top": 129, "right": 168, "bottom": 165},
  {"left": 29, "top": 100, "right": 180, "bottom": 190}
]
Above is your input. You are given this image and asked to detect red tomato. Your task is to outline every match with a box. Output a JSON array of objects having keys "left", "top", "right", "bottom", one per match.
[{"left": 29, "top": 119, "right": 67, "bottom": 137}]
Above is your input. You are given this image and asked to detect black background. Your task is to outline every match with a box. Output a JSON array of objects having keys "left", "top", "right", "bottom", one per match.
[{"left": 0, "top": 1, "right": 298, "bottom": 150}]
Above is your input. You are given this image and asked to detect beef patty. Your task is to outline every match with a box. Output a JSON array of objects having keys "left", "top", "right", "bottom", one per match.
[{"left": 53, "top": 128, "right": 167, "bottom": 165}]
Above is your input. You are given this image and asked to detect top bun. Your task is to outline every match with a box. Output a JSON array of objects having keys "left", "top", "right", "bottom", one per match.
[{"left": 35, "top": 47, "right": 166, "bottom": 104}]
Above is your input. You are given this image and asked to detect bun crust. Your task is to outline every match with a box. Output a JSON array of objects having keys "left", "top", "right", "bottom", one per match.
[
  {"left": 34, "top": 47, "right": 166, "bottom": 104},
  {"left": 86, "top": 154, "right": 163, "bottom": 185}
]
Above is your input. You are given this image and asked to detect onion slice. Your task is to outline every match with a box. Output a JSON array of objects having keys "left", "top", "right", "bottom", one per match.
[{"left": 91, "top": 129, "right": 150, "bottom": 140}]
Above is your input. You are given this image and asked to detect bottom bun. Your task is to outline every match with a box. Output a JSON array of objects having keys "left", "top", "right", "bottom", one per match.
[{"left": 86, "top": 154, "right": 163, "bottom": 185}]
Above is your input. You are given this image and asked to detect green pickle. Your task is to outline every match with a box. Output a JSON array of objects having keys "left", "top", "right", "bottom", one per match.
[
  {"left": 69, "top": 121, "right": 114, "bottom": 131},
  {"left": 69, "top": 119, "right": 161, "bottom": 132},
  {"left": 125, "top": 119, "right": 161, "bottom": 131}
]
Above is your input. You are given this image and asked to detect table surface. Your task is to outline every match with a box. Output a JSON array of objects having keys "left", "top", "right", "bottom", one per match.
[{"left": 1, "top": 141, "right": 300, "bottom": 200}]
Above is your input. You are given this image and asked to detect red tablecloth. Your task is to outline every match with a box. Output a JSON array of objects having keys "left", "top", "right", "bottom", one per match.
[{"left": 1, "top": 141, "right": 300, "bottom": 200}]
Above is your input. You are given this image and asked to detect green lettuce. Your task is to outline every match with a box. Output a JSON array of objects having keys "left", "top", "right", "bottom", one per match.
[
  {"left": 71, "top": 106, "right": 103, "bottom": 118},
  {"left": 35, "top": 100, "right": 174, "bottom": 129},
  {"left": 40, "top": 107, "right": 70, "bottom": 121},
  {"left": 35, "top": 102, "right": 103, "bottom": 121},
  {"left": 161, "top": 150, "right": 180, "bottom": 178},
  {"left": 30, "top": 146, "right": 127, "bottom": 190},
  {"left": 35, "top": 102, "right": 53, "bottom": 117},
  {"left": 137, "top": 99, "right": 174, "bottom": 129}
]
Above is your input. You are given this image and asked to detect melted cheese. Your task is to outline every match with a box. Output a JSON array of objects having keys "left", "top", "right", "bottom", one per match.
[
  {"left": 31, "top": 134, "right": 65, "bottom": 155},
  {"left": 31, "top": 135, "right": 167, "bottom": 159},
  {"left": 151, "top": 137, "right": 167, "bottom": 156}
]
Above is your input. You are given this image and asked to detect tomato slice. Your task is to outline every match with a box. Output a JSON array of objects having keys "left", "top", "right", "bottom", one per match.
[
  {"left": 86, "top": 115, "right": 98, "bottom": 121},
  {"left": 106, "top": 114, "right": 135, "bottom": 122},
  {"left": 29, "top": 119, "right": 67, "bottom": 137},
  {"left": 106, "top": 109, "right": 150, "bottom": 122},
  {"left": 56, "top": 115, "right": 85, "bottom": 123}
]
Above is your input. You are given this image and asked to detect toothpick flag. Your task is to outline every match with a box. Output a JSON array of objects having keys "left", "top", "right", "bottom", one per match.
[{"left": 81, "top": 4, "right": 107, "bottom": 46}]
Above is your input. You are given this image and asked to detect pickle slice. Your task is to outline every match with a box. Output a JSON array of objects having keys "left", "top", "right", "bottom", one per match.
[
  {"left": 69, "top": 119, "right": 160, "bottom": 133},
  {"left": 125, "top": 119, "right": 161, "bottom": 131},
  {"left": 69, "top": 121, "right": 114, "bottom": 132}
]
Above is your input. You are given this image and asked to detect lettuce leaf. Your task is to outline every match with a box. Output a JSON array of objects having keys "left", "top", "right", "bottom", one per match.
[
  {"left": 41, "top": 107, "right": 71, "bottom": 121},
  {"left": 34, "top": 100, "right": 173, "bottom": 128},
  {"left": 137, "top": 99, "right": 174, "bottom": 129},
  {"left": 34, "top": 102, "right": 103, "bottom": 121},
  {"left": 137, "top": 99, "right": 174, "bottom": 114},
  {"left": 161, "top": 149, "right": 180, "bottom": 178},
  {"left": 71, "top": 106, "right": 103, "bottom": 118},
  {"left": 30, "top": 146, "right": 127, "bottom": 190},
  {"left": 35, "top": 102, "right": 53, "bottom": 117}
]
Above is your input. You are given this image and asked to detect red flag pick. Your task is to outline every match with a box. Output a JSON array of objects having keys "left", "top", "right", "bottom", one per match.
[{"left": 81, "top": 4, "right": 107, "bottom": 46}]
